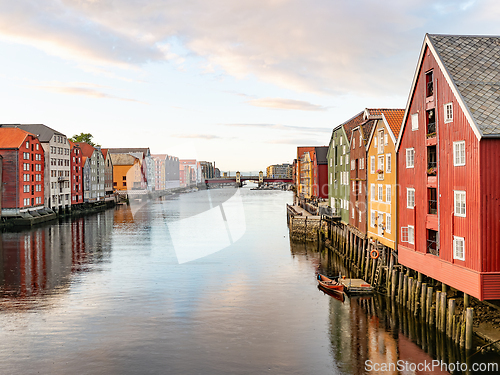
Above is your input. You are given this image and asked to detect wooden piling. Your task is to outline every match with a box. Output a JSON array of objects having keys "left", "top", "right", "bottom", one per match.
[
  {"left": 447, "top": 299, "right": 455, "bottom": 337},
  {"left": 421, "top": 283, "right": 427, "bottom": 322},
  {"left": 440, "top": 292, "right": 447, "bottom": 332},
  {"left": 435, "top": 291, "right": 441, "bottom": 328},
  {"left": 465, "top": 308, "right": 473, "bottom": 350},
  {"left": 391, "top": 269, "right": 397, "bottom": 300},
  {"left": 403, "top": 275, "right": 408, "bottom": 308},
  {"left": 414, "top": 281, "right": 421, "bottom": 317},
  {"left": 464, "top": 293, "right": 470, "bottom": 309},
  {"left": 429, "top": 306, "right": 436, "bottom": 326},
  {"left": 426, "top": 286, "right": 433, "bottom": 324}
]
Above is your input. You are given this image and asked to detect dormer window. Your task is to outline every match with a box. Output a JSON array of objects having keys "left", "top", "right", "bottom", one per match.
[{"left": 426, "top": 71, "right": 434, "bottom": 97}]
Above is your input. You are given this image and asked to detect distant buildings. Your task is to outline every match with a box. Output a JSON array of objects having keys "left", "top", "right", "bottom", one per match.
[
  {"left": 0, "top": 128, "right": 45, "bottom": 217},
  {"left": 266, "top": 163, "right": 292, "bottom": 179},
  {"left": 296, "top": 147, "right": 328, "bottom": 200}
]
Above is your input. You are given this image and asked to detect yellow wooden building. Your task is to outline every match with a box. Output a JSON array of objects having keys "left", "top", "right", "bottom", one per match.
[{"left": 366, "top": 109, "right": 404, "bottom": 250}]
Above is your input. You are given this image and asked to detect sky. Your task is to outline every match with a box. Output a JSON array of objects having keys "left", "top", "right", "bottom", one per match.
[{"left": 0, "top": 0, "right": 498, "bottom": 171}]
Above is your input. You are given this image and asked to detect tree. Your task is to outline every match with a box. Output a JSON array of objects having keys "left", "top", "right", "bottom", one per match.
[{"left": 69, "top": 132, "right": 98, "bottom": 147}]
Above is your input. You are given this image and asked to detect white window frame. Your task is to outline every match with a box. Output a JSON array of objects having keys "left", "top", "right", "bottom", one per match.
[
  {"left": 408, "top": 225, "right": 415, "bottom": 245},
  {"left": 371, "top": 210, "right": 376, "bottom": 228},
  {"left": 453, "top": 236, "right": 465, "bottom": 260},
  {"left": 454, "top": 190, "right": 466, "bottom": 217},
  {"left": 411, "top": 113, "right": 418, "bottom": 131},
  {"left": 370, "top": 156, "right": 375, "bottom": 174},
  {"left": 386, "top": 154, "right": 391, "bottom": 173},
  {"left": 378, "top": 184, "right": 384, "bottom": 202},
  {"left": 386, "top": 213, "right": 391, "bottom": 234},
  {"left": 359, "top": 133, "right": 362, "bottom": 147},
  {"left": 377, "top": 156, "right": 384, "bottom": 179},
  {"left": 351, "top": 207, "right": 354, "bottom": 219},
  {"left": 371, "top": 184, "right": 376, "bottom": 201},
  {"left": 352, "top": 137, "right": 355, "bottom": 149},
  {"left": 444, "top": 102, "right": 453, "bottom": 123},
  {"left": 384, "top": 133, "right": 388, "bottom": 146},
  {"left": 453, "top": 141, "right": 465, "bottom": 166},
  {"left": 407, "top": 188, "right": 415, "bottom": 209},
  {"left": 401, "top": 227, "right": 408, "bottom": 242},
  {"left": 386, "top": 185, "right": 391, "bottom": 203},
  {"left": 406, "top": 148, "right": 415, "bottom": 168}
]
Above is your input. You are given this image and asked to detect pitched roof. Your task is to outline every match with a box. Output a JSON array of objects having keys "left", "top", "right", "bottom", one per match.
[
  {"left": 0, "top": 127, "right": 30, "bottom": 149},
  {"left": 365, "top": 109, "right": 405, "bottom": 138},
  {"left": 340, "top": 112, "right": 365, "bottom": 142},
  {"left": 107, "top": 148, "right": 150, "bottom": 157},
  {"left": 110, "top": 153, "right": 139, "bottom": 166},
  {"left": 0, "top": 124, "right": 65, "bottom": 142},
  {"left": 75, "top": 142, "right": 96, "bottom": 158},
  {"left": 314, "top": 146, "right": 329, "bottom": 164}
]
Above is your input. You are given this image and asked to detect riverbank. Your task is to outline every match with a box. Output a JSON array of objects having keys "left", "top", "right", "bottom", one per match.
[{"left": 287, "top": 203, "right": 500, "bottom": 353}]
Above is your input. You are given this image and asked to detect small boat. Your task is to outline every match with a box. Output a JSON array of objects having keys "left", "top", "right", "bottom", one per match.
[
  {"left": 317, "top": 274, "right": 345, "bottom": 293},
  {"left": 317, "top": 285, "right": 345, "bottom": 302}
]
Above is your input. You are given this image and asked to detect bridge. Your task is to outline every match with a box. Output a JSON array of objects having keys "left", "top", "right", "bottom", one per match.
[{"left": 205, "top": 170, "right": 293, "bottom": 186}]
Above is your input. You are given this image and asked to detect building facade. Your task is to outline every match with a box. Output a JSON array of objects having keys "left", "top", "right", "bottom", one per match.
[
  {"left": 69, "top": 141, "right": 83, "bottom": 205},
  {"left": 76, "top": 142, "right": 105, "bottom": 203},
  {"left": 396, "top": 34, "right": 500, "bottom": 300},
  {"left": 327, "top": 112, "right": 364, "bottom": 223},
  {"left": 165, "top": 155, "right": 180, "bottom": 189},
  {"left": 151, "top": 154, "right": 166, "bottom": 191},
  {"left": 0, "top": 128, "right": 45, "bottom": 217},
  {"left": 365, "top": 109, "right": 404, "bottom": 250},
  {"left": 100, "top": 149, "right": 114, "bottom": 200}
]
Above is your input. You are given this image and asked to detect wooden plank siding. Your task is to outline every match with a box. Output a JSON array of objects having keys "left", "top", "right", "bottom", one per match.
[
  {"left": 397, "top": 43, "right": 500, "bottom": 300},
  {"left": 349, "top": 127, "right": 368, "bottom": 235}
]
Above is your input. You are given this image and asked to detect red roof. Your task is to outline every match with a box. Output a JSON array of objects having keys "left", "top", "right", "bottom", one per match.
[
  {"left": 366, "top": 108, "right": 405, "bottom": 138},
  {"left": 75, "top": 142, "right": 96, "bottom": 158},
  {"left": 0, "top": 127, "right": 32, "bottom": 149}
]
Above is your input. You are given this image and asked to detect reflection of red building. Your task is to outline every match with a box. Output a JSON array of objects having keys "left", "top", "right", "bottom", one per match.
[
  {"left": 0, "top": 128, "right": 45, "bottom": 217},
  {"left": 69, "top": 141, "right": 83, "bottom": 205}
]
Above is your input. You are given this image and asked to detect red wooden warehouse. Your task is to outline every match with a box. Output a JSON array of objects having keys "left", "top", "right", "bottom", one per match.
[
  {"left": 69, "top": 141, "right": 83, "bottom": 205},
  {"left": 396, "top": 34, "right": 500, "bottom": 300},
  {"left": 0, "top": 127, "right": 45, "bottom": 217}
]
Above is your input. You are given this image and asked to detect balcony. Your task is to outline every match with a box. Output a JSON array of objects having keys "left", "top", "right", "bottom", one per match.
[
  {"left": 428, "top": 187, "right": 437, "bottom": 215},
  {"left": 376, "top": 170, "right": 384, "bottom": 180},
  {"left": 427, "top": 229, "right": 439, "bottom": 256},
  {"left": 58, "top": 176, "right": 69, "bottom": 182},
  {"left": 426, "top": 109, "right": 436, "bottom": 138}
]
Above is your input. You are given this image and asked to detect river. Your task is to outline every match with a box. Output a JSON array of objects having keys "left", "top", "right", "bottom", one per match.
[{"left": 0, "top": 184, "right": 498, "bottom": 374}]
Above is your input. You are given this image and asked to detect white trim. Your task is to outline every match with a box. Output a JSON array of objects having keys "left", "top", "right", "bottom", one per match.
[
  {"left": 408, "top": 225, "right": 415, "bottom": 245},
  {"left": 386, "top": 153, "right": 392, "bottom": 173},
  {"left": 444, "top": 102, "right": 453, "bottom": 123},
  {"left": 411, "top": 113, "right": 419, "bottom": 131},
  {"left": 454, "top": 190, "right": 466, "bottom": 217},
  {"left": 371, "top": 183, "right": 376, "bottom": 202},
  {"left": 406, "top": 148, "right": 415, "bottom": 168},
  {"left": 386, "top": 213, "right": 391, "bottom": 234},
  {"left": 386, "top": 185, "right": 392, "bottom": 203},
  {"left": 453, "top": 141, "right": 466, "bottom": 166},
  {"left": 395, "top": 34, "right": 482, "bottom": 152},
  {"left": 407, "top": 188, "right": 415, "bottom": 208},
  {"left": 453, "top": 236, "right": 465, "bottom": 261}
]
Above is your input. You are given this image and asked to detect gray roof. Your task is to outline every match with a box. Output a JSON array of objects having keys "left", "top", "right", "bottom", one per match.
[
  {"left": 107, "top": 148, "right": 151, "bottom": 157},
  {"left": 110, "top": 153, "right": 139, "bottom": 166},
  {"left": 428, "top": 34, "right": 500, "bottom": 136},
  {"left": 314, "top": 146, "right": 329, "bottom": 164},
  {"left": 0, "top": 124, "right": 65, "bottom": 142}
]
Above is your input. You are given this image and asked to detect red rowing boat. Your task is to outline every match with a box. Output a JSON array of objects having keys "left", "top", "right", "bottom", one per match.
[{"left": 317, "top": 274, "right": 345, "bottom": 293}]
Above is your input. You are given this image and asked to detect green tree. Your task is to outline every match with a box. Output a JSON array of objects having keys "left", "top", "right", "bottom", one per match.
[{"left": 69, "top": 132, "right": 98, "bottom": 146}]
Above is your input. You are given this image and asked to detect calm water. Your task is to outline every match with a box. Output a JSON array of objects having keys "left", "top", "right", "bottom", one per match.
[{"left": 0, "top": 185, "right": 498, "bottom": 374}]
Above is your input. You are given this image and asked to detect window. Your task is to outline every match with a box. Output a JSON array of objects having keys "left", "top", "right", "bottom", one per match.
[
  {"left": 36, "top": 144, "right": 39, "bottom": 150},
  {"left": 454, "top": 190, "right": 466, "bottom": 217},
  {"left": 351, "top": 159, "right": 355, "bottom": 170},
  {"left": 340, "top": 155, "right": 343, "bottom": 166},
  {"left": 411, "top": 113, "right": 419, "bottom": 131},
  {"left": 378, "top": 185, "right": 383, "bottom": 201},
  {"left": 378, "top": 156, "right": 384, "bottom": 178},
  {"left": 359, "top": 211, "right": 362, "bottom": 223},
  {"left": 386, "top": 154, "right": 391, "bottom": 173},
  {"left": 26, "top": 141, "right": 29, "bottom": 149},
  {"left": 406, "top": 148, "right": 414, "bottom": 168},
  {"left": 352, "top": 181, "right": 356, "bottom": 192},
  {"left": 340, "top": 137, "right": 343, "bottom": 146},
  {"left": 329, "top": 173, "right": 332, "bottom": 185},
  {"left": 426, "top": 71, "right": 434, "bottom": 97},
  {"left": 23, "top": 185, "right": 29, "bottom": 193},
  {"left": 386, "top": 214, "right": 391, "bottom": 234},
  {"left": 343, "top": 145, "right": 346, "bottom": 154},
  {"left": 352, "top": 137, "right": 355, "bottom": 149},
  {"left": 384, "top": 134, "right": 388, "bottom": 146},
  {"left": 345, "top": 155, "right": 349, "bottom": 165},
  {"left": 408, "top": 225, "right": 415, "bottom": 245},
  {"left": 329, "top": 158, "right": 332, "bottom": 167},
  {"left": 407, "top": 188, "right": 415, "bottom": 208},
  {"left": 370, "top": 156, "right": 375, "bottom": 174},
  {"left": 444, "top": 103, "right": 453, "bottom": 123},
  {"left": 351, "top": 207, "right": 354, "bottom": 219},
  {"left": 374, "top": 136, "right": 377, "bottom": 147},
  {"left": 453, "top": 141, "right": 465, "bottom": 166},
  {"left": 453, "top": 236, "right": 465, "bottom": 260},
  {"left": 386, "top": 185, "right": 391, "bottom": 203},
  {"left": 371, "top": 184, "right": 376, "bottom": 201},
  {"left": 360, "top": 158, "right": 364, "bottom": 170},
  {"left": 359, "top": 133, "right": 362, "bottom": 146},
  {"left": 371, "top": 210, "right": 376, "bottom": 227},
  {"left": 378, "top": 130, "right": 384, "bottom": 153}
]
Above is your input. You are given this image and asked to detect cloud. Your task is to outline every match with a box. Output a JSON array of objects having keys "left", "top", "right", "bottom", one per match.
[
  {"left": 33, "top": 83, "right": 146, "bottom": 103},
  {"left": 266, "top": 138, "right": 325, "bottom": 145},
  {"left": 0, "top": 0, "right": 491, "bottom": 96},
  {"left": 171, "top": 134, "right": 223, "bottom": 140},
  {"left": 246, "top": 98, "right": 328, "bottom": 111},
  {"left": 223, "top": 123, "right": 331, "bottom": 133}
]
